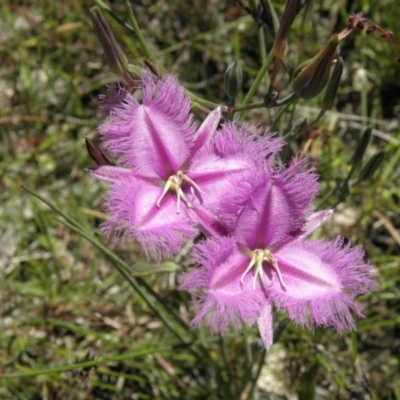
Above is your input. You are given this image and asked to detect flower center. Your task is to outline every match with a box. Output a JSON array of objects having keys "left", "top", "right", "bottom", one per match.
[
  {"left": 241, "top": 249, "right": 287, "bottom": 290},
  {"left": 156, "top": 170, "right": 203, "bottom": 213}
]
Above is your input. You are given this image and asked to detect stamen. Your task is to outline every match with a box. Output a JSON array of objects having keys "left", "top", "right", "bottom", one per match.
[
  {"left": 240, "top": 255, "right": 257, "bottom": 285},
  {"left": 267, "top": 253, "right": 287, "bottom": 290},
  {"left": 156, "top": 177, "right": 173, "bottom": 208},
  {"left": 241, "top": 249, "right": 287, "bottom": 290},
  {"left": 182, "top": 174, "right": 204, "bottom": 194},
  {"left": 156, "top": 170, "right": 199, "bottom": 213}
]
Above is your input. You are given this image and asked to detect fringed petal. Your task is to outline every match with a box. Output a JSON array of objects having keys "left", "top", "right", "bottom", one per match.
[
  {"left": 270, "top": 238, "right": 378, "bottom": 332},
  {"left": 298, "top": 209, "right": 333, "bottom": 239},
  {"left": 181, "top": 237, "right": 265, "bottom": 333},
  {"left": 188, "top": 122, "right": 282, "bottom": 223},
  {"left": 190, "top": 107, "right": 221, "bottom": 156},
  {"left": 211, "top": 122, "right": 284, "bottom": 168},
  {"left": 99, "top": 73, "right": 195, "bottom": 178},
  {"left": 87, "top": 165, "right": 133, "bottom": 182},
  {"left": 273, "top": 157, "right": 320, "bottom": 232},
  {"left": 102, "top": 175, "right": 197, "bottom": 261}
]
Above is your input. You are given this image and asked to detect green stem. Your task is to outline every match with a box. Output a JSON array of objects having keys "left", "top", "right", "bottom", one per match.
[
  {"left": 137, "top": 277, "right": 190, "bottom": 332},
  {"left": 245, "top": 349, "right": 267, "bottom": 400},
  {"left": 231, "top": 101, "right": 265, "bottom": 112},
  {"left": 54, "top": 218, "right": 188, "bottom": 345},
  {"left": 287, "top": 100, "right": 298, "bottom": 134},
  {"left": 270, "top": 103, "right": 292, "bottom": 131},
  {"left": 22, "top": 186, "right": 190, "bottom": 334},
  {"left": 317, "top": 187, "right": 336, "bottom": 210},
  {"left": 260, "top": 0, "right": 279, "bottom": 37},
  {"left": 1, "top": 346, "right": 174, "bottom": 379},
  {"left": 318, "top": 159, "right": 357, "bottom": 210},
  {"left": 258, "top": 26, "right": 269, "bottom": 90},
  {"left": 238, "top": 332, "right": 254, "bottom": 396},
  {"left": 219, "top": 335, "right": 235, "bottom": 396},
  {"left": 55, "top": 217, "right": 214, "bottom": 365},
  {"left": 0, "top": 334, "right": 240, "bottom": 379},
  {"left": 94, "top": 0, "right": 134, "bottom": 34},
  {"left": 235, "top": 51, "right": 275, "bottom": 120},
  {"left": 123, "top": 0, "right": 156, "bottom": 63},
  {"left": 188, "top": 93, "right": 222, "bottom": 110}
]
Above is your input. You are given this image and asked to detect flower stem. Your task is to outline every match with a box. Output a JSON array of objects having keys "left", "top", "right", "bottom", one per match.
[
  {"left": 235, "top": 50, "right": 275, "bottom": 120},
  {"left": 55, "top": 218, "right": 188, "bottom": 342},
  {"left": 245, "top": 349, "right": 267, "bottom": 400},
  {"left": 219, "top": 335, "right": 235, "bottom": 397},
  {"left": 0, "top": 334, "right": 240, "bottom": 379},
  {"left": 123, "top": 0, "right": 157, "bottom": 63},
  {"left": 230, "top": 101, "right": 265, "bottom": 112},
  {"left": 94, "top": 0, "right": 133, "bottom": 34},
  {"left": 21, "top": 187, "right": 198, "bottom": 351}
]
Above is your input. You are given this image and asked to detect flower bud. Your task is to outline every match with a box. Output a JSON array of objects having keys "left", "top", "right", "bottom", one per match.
[
  {"left": 272, "top": 0, "right": 306, "bottom": 58},
  {"left": 357, "top": 150, "right": 385, "bottom": 183},
  {"left": 127, "top": 64, "right": 144, "bottom": 80},
  {"left": 350, "top": 126, "right": 372, "bottom": 171},
  {"left": 321, "top": 57, "right": 344, "bottom": 111},
  {"left": 85, "top": 137, "right": 116, "bottom": 166},
  {"left": 292, "top": 34, "right": 340, "bottom": 99},
  {"left": 224, "top": 60, "right": 243, "bottom": 100},
  {"left": 89, "top": 7, "right": 129, "bottom": 77}
]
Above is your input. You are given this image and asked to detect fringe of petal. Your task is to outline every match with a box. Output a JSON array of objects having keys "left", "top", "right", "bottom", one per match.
[
  {"left": 272, "top": 157, "right": 320, "bottom": 236},
  {"left": 101, "top": 216, "right": 196, "bottom": 262},
  {"left": 101, "top": 179, "right": 197, "bottom": 261},
  {"left": 98, "top": 72, "right": 195, "bottom": 167},
  {"left": 271, "top": 237, "right": 377, "bottom": 332},
  {"left": 189, "top": 291, "right": 262, "bottom": 333},
  {"left": 181, "top": 237, "right": 265, "bottom": 333},
  {"left": 212, "top": 122, "right": 284, "bottom": 167}
]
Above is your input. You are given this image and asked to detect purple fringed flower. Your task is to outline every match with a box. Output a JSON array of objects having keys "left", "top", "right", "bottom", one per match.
[
  {"left": 89, "top": 73, "right": 283, "bottom": 259},
  {"left": 181, "top": 165, "right": 377, "bottom": 349}
]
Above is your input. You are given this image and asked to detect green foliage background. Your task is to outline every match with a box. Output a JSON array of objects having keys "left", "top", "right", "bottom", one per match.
[{"left": 0, "top": 0, "right": 399, "bottom": 399}]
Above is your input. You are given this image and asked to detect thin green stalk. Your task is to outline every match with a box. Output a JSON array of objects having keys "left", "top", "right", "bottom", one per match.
[
  {"left": 136, "top": 277, "right": 190, "bottom": 332},
  {"left": 360, "top": 36, "right": 368, "bottom": 123},
  {"left": 0, "top": 334, "right": 241, "bottom": 379},
  {"left": 219, "top": 335, "right": 235, "bottom": 397},
  {"left": 286, "top": 100, "right": 298, "bottom": 134},
  {"left": 317, "top": 187, "right": 335, "bottom": 210},
  {"left": 188, "top": 93, "right": 222, "bottom": 110},
  {"left": 235, "top": 51, "right": 275, "bottom": 120},
  {"left": 32, "top": 201, "right": 63, "bottom": 284},
  {"left": 238, "top": 332, "right": 255, "bottom": 397},
  {"left": 231, "top": 101, "right": 265, "bottom": 112},
  {"left": 260, "top": 0, "right": 279, "bottom": 37},
  {"left": 123, "top": 0, "right": 156, "bottom": 63},
  {"left": 54, "top": 217, "right": 189, "bottom": 345},
  {"left": 94, "top": 0, "right": 134, "bottom": 35},
  {"left": 243, "top": 330, "right": 253, "bottom": 367},
  {"left": 270, "top": 103, "right": 292, "bottom": 131},
  {"left": 23, "top": 185, "right": 217, "bottom": 368},
  {"left": 0, "top": 346, "right": 172, "bottom": 379},
  {"left": 23, "top": 188, "right": 188, "bottom": 345},
  {"left": 258, "top": 26, "right": 269, "bottom": 90},
  {"left": 245, "top": 349, "right": 267, "bottom": 400},
  {"left": 22, "top": 186, "right": 189, "bottom": 333},
  {"left": 54, "top": 217, "right": 215, "bottom": 366}
]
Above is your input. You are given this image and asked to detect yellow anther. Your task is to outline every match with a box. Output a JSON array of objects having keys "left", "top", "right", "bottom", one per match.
[
  {"left": 241, "top": 249, "right": 286, "bottom": 290},
  {"left": 156, "top": 170, "right": 202, "bottom": 213}
]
